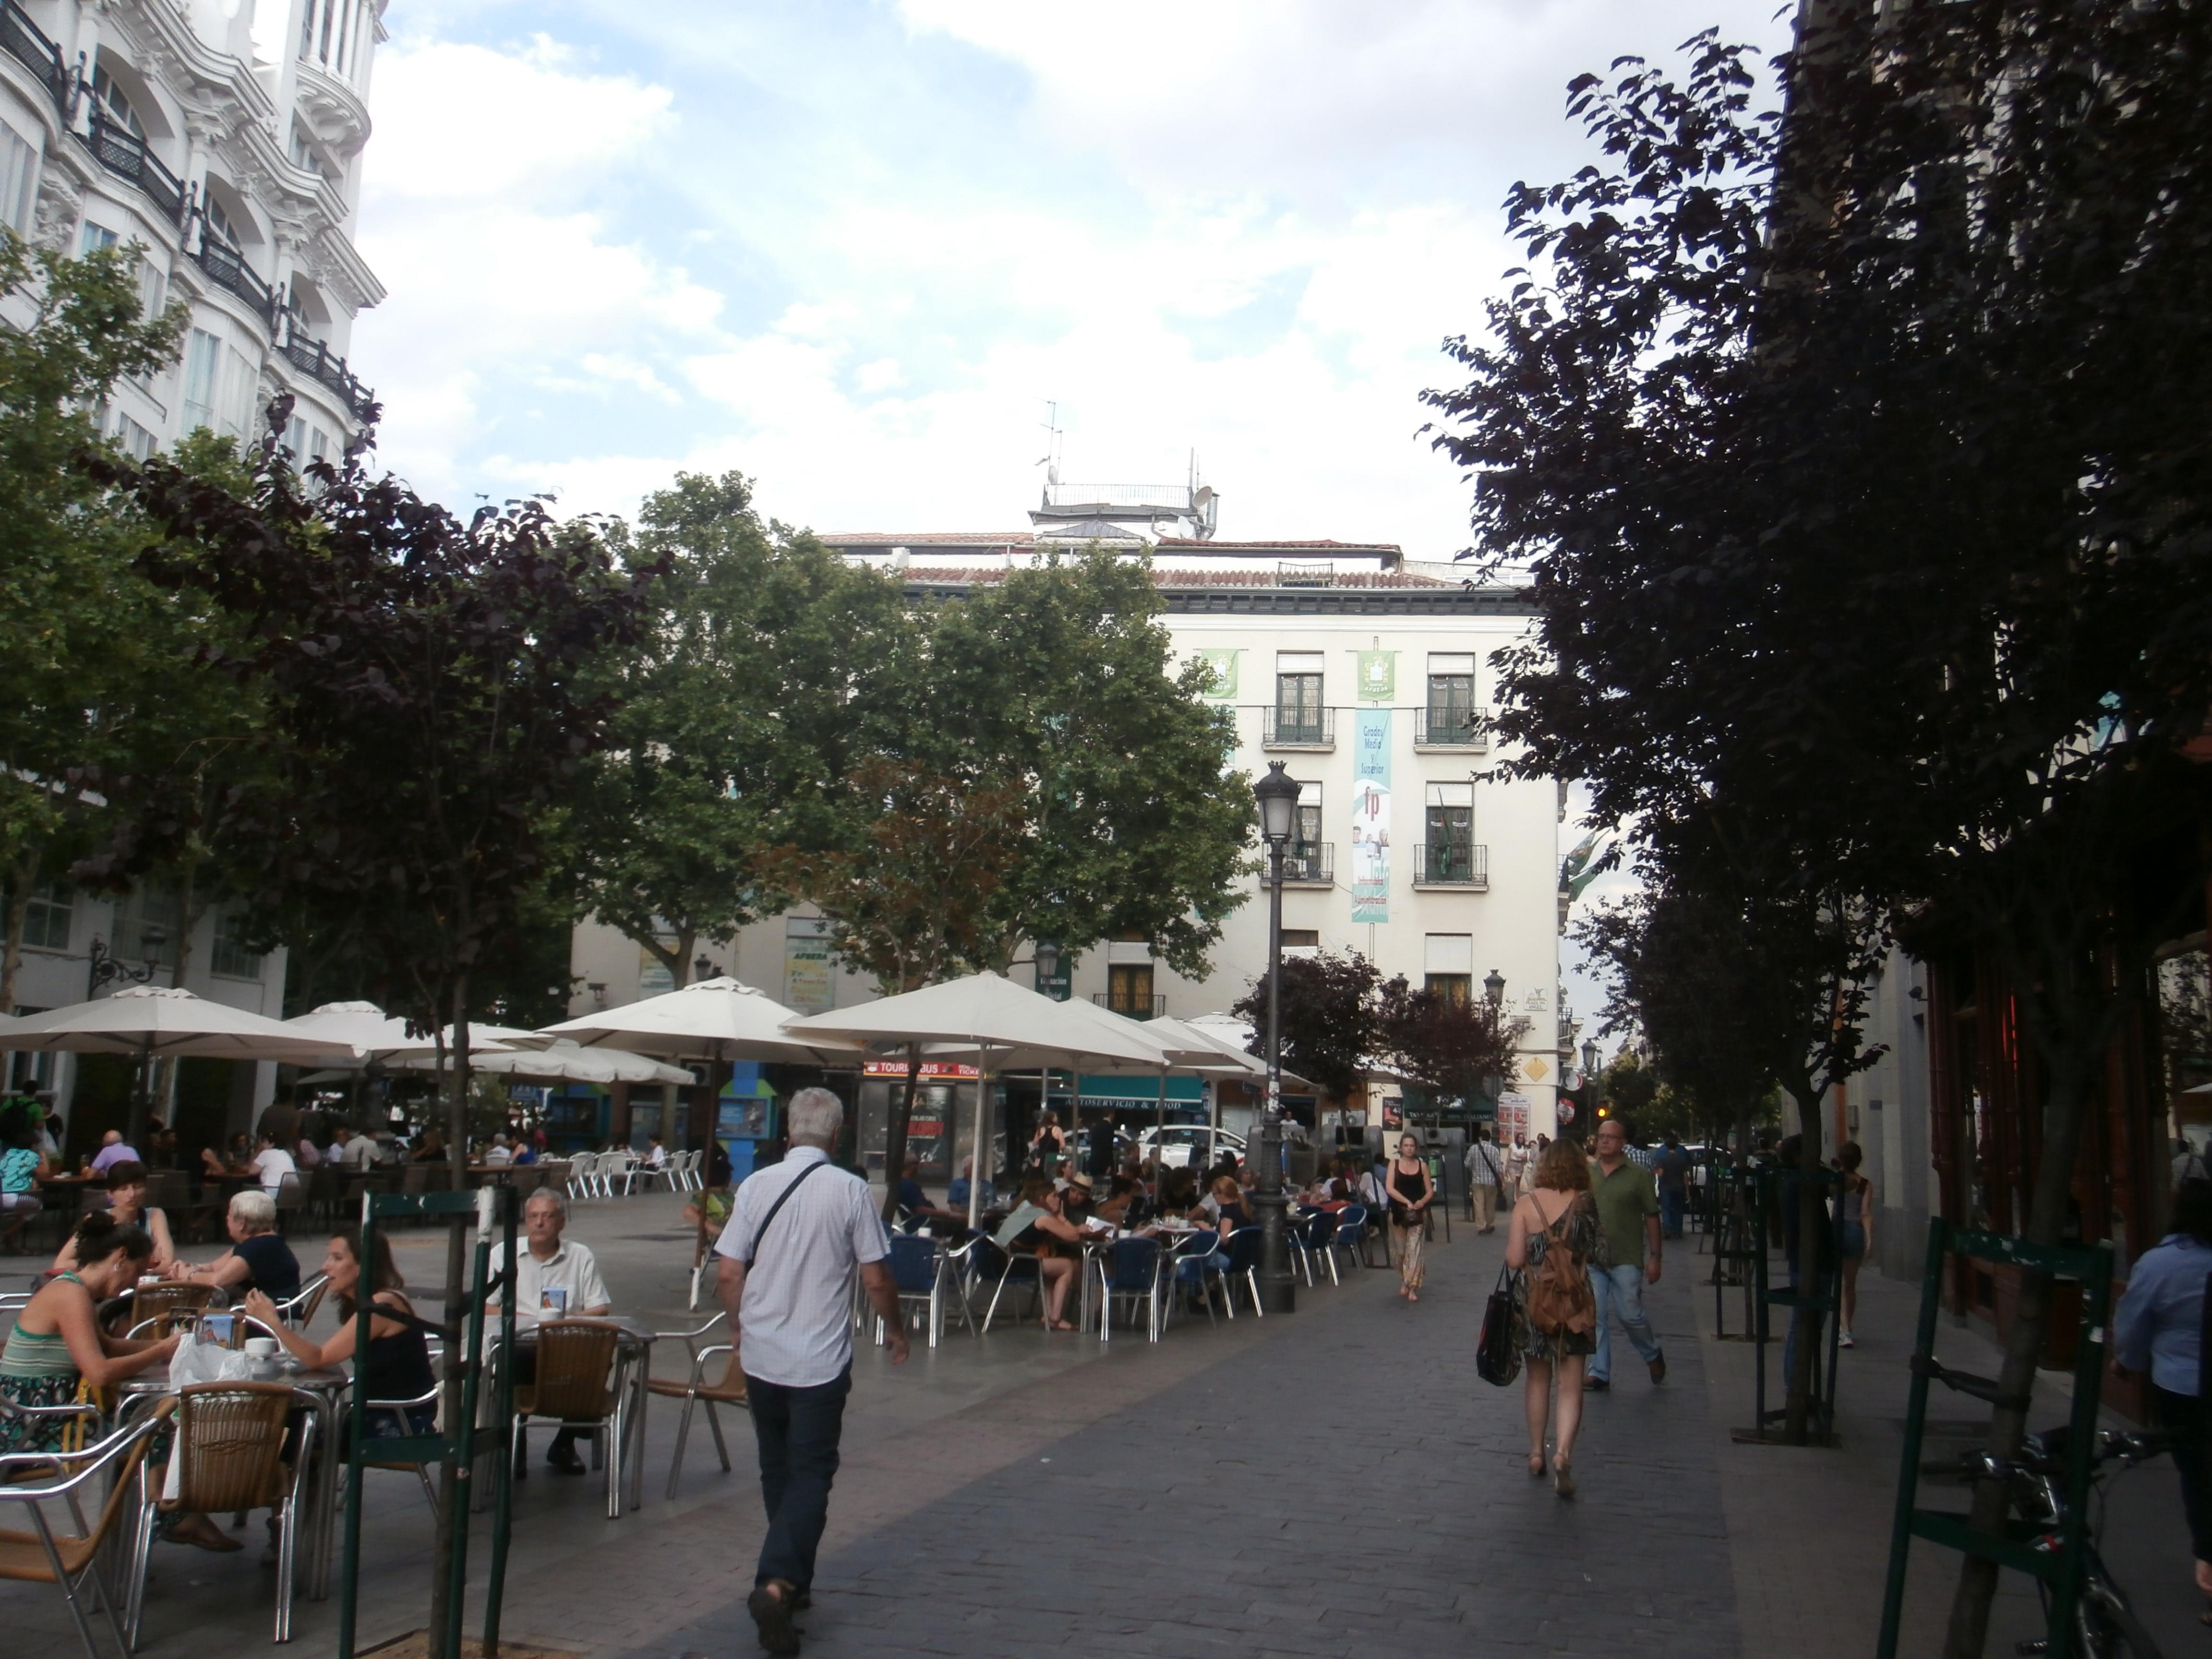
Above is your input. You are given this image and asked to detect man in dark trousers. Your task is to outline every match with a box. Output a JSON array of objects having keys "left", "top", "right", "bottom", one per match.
[{"left": 716, "top": 1088, "right": 906, "bottom": 1656}]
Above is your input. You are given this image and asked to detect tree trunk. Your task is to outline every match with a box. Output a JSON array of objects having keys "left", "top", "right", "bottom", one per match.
[
  {"left": 1784, "top": 1093, "right": 1827, "bottom": 1443},
  {"left": 881, "top": 1043, "right": 921, "bottom": 1225},
  {"left": 1942, "top": 1050, "right": 2096, "bottom": 1659}
]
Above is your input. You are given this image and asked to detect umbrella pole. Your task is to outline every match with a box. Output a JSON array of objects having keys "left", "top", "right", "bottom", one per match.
[
  {"left": 1157, "top": 1068, "right": 1167, "bottom": 1142},
  {"left": 966, "top": 1046, "right": 997, "bottom": 1232}
]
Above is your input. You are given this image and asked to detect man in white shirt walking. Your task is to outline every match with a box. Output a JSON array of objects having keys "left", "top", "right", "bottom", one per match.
[{"left": 716, "top": 1088, "right": 905, "bottom": 1657}]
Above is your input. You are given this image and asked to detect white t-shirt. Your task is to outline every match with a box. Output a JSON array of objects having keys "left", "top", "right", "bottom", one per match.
[
  {"left": 491, "top": 1238, "right": 610, "bottom": 1327},
  {"left": 714, "top": 1148, "right": 888, "bottom": 1388},
  {"left": 334, "top": 1135, "right": 380, "bottom": 1170},
  {"left": 482, "top": 1144, "right": 513, "bottom": 1166},
  {"left": 252, "top": 1147, "right": 298, "bottom": 1194}
]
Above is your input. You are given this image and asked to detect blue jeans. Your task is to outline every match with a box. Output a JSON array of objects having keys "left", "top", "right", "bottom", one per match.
[
  {"left": 1589, "top": 1263, "right": 1663, "bottom": 1382},
  {"left": 747, "top": 1366, "right": 852, "bottom": 1593},
  {"left": 1659, "top": 1188, "right": 1684, "bottom": 1238}
]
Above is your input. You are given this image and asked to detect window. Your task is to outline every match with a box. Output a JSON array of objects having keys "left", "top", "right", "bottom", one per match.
[
  {"left": 112, "top": 411, "right": 154, "bottom": 459},
  {"left": 219, "top": 343, "right": 258, "bottom": 438},
  {"left": 181, "top": 328, "right": 219, "bottom": 430},
  {"left": 91, "top": 63, "right": 145, "bottom": 136},
  {"left": 203, "top": 192, "right": 240, "bottom": 251},
  {"left": 137, "top": 258, "right": 164, "bottom": 320},
  {"left": 81, "top": 221, "right": 119, "bottom": 255},
  {"left": 21, "top": 882, "right": 71, "bottom": 952},
  {"left": 1106, "top": 962, "right": 1156, "bottom": 1018},
  {"left": 1294, "top": 781, "right": 1322, "bottom": 852},
  {"left": 1275, "top": 651, "right": 1324, "bottom": 743},
  {"left": 209, "top": 910, "right": 264, "bottom": 980},
  {"left": 1282, "top": 929, "right": 1321, "bottom": 950},
  {"left": 1422, "top": 784, "right": 1476, "bottom": 883},
  {"left": 1425, "top": 974, "right": 1472, "bottom": 1006},
  {"left": 1425, "top": 654, "right": 1478, "bottom": 744},
  {"left": 0, "top": 122, "right": 37, "bottom": 235},
  {"left": 114, "top": 887, "right": 179, "bottom": 969}
]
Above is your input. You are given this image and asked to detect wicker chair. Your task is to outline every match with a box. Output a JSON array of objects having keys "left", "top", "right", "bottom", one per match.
[
  {"left": 127, "top": 1381, "right": 312, "bottom": 1644},
  {"left": 644, "top": 1312, "right": 746, "bottom": 1499},
  {"left": 117, "top": 1282, "right": 216, "bottom": 1338},
  {"left": 0, "top": 1403, "right": 173, "bottom": 1659},
  {"left": 511, "top": 1320, "right": 624, "bottom": 1519}
]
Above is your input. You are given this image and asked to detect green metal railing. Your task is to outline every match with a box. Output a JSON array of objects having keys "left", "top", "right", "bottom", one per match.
[
  {"left": 337, "top": 1184, "right": 519, "bottom": 1659},
  {"left": 1874, "top": 1218, "right": 2115, "bottom": 1659}
]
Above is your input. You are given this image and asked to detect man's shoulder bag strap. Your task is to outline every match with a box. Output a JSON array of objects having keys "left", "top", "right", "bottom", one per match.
[{"left": 741, "top": 1160, "right": 829, "bottom": 1270}]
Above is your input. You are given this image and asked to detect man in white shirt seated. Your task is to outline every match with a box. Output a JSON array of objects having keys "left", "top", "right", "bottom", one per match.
[
  {"left": 250, "top": 1131, "right": 298, "bottom": 1197},
  {"left": 492, "top": 1190, "right": 612, "bottom": 1476},
  {"left": 330, "top": 1124, "right": 381, "bottom": 1171},
  {"left": 482, "top": 1133, "right": 514, "bottom": 1167}
]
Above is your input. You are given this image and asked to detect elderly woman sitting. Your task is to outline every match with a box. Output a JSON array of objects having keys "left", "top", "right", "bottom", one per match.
[{"left": 178, "top": 1189, "right": 301, "bottom": 1305}]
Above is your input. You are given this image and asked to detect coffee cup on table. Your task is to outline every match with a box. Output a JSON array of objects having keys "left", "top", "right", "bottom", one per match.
[{"left": 244, "top": 1337, "right": 278, "bottom": 1358}]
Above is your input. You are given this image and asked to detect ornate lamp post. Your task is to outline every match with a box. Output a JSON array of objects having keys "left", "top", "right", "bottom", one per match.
[{"left": 1252, "top": 761, "right": 1300, "bottom": 1314}]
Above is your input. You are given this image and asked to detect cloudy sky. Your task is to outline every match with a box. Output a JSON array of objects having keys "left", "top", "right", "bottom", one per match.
[
  {"left": 349, "top": 0, "right": 1792, "bottom": 553},
  {"left": 346, "top": 1, "right": 1791, "bottom": 1035}
]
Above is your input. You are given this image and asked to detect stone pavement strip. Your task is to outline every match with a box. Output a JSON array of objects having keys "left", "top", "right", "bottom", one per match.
[{"left": 5, "top": 1193, "right": 2197, "bottom": 1658}]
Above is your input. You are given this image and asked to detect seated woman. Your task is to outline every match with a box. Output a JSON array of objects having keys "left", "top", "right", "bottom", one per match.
[
  {"left": 1157, "top": 1166, "right": 1199, "bottom": 1217},
  {"left": 52, "top": 1161, "right": 176, "bottom": 1278},
  {"left": 245, "top": 1232, "right": 434, "bottom": 1435},
  {"left": 1095, "top": 1171, "right": 1143, "bottom": 1226},
  {"left": 0, "top": 1107, "right": 50, "bottom": 1247},
  {"left": 178, "top": 1189, "right": 301, "bottom": 1307},
  {"left": 992, "top": 1177, "right": 1089, "bottom": 1332},
  {"left": 200, "top": 1130, "right": 252, "bottom": 1179},
  {"left": 1194, "top": 1173, "right": 1254, "bottom": 1232},
  {"left": 409, "top": 1128, "right": 447, "bottom": 1165}
]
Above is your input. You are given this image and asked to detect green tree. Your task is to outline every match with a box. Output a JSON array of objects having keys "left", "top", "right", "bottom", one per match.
[
  {"left": 564, "top": 472, "right": 907, "bottom": 988},
  {"left": 1231, "top": 950, "right": 1382, "bottom": 1107},
  {"left": 1375, "top": 977, "right": 1526, "bottom": 1114},
  {"left": 0, "top": 234, "right": 184, "bottom": 1011},
  {"left": 912, "top": 549, "right": 1253, "bottom": 979}
]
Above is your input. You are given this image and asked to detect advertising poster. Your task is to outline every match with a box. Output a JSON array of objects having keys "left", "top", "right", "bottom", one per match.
[
  {"left": 1350, "top": 708, "right": 1392, "bottom": 922},
  {"left": 784, "top": 918, "right": 833, "bottom": 1012},
  {"left": 1195, "top": 647, "right": 1239, "bottom": 699},
  {"left": 1356, "top": 649, "right": 1396, "bottom": 702}
]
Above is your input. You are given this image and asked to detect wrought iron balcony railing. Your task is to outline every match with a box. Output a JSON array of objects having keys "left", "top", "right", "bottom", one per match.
[
  {"left": 1261, "top": 706, "right": 1335, "bottom": 749},
  {"left": 1415, "top": 842, "right": 1490, "bottom": 889},
  {"left": 0, "top": 0, "right": 66, "bottom": 117},
  {"left": 1278, "top": 842, "right": 1333, "bottom": 885},
  {"left": 1419, "top": 703, "right": 1491, "bottom": 749},
  {"left": 1093, "top": 991, "right": 1166, "bottom": 1020},
  {"left": 81, "top": 110, "right": 186, "bottom": 226}
]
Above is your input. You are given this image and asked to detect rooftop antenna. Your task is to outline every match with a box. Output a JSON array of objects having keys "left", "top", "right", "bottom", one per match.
[{"left": 1035, "top": 400, "right": 1062, "bottom": 489}]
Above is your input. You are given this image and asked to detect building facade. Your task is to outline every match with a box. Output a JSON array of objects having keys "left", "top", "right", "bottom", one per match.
[
  {"left": 567, "top": 489, "right": 1574, "bottom": 1173},
  {"left": 2, "top": 0, "right": 386, "bottom": 1150},
  {"left": 0, "top": 0, "right": 384, "bottom": 460}
]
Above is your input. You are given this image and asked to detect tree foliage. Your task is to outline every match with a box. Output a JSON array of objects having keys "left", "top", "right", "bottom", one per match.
[
  {"left": 1231, "top": 950, "right": 1380, "bottom": 1106},
  {"left": 1375, "top": 977, "right": 1525, "bottom": 1104}
]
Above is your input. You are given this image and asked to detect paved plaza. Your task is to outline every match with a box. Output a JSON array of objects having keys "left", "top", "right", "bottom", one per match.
[{"left": 3, "top": 1194, "right": 2198, "bottom": 1658}]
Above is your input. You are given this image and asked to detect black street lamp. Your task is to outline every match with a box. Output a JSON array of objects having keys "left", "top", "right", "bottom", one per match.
[
  {"left": 1252, "top": 761, "right": 1301, "bottom": 1314},
  {"left": 1483, "top": 967, "right": 1506, "bottom": 1010},
  {"left": 1029, "top": 940, "right": 1062, "bottom": 991},
  {"left": 1581, "top": 1037, "right": 1600, "bottom": 1080},
  {"left": 85, "top": 933, "right": 160, "bottom": 998}
]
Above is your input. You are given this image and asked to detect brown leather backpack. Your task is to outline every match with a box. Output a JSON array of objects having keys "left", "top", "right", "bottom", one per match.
[{"left": 1525, "top": 1196, "right": 1596, "bottom": 1338}]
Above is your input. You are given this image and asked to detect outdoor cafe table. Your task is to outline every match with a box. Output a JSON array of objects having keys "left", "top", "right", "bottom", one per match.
[{"left": 117, "top": 1361, "right": 351, "bottom": 1602}]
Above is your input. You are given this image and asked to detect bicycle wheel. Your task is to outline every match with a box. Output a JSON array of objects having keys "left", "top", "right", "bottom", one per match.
[{"left": 2074, "top": 1573, "right": 2164, "bottom": 1659}]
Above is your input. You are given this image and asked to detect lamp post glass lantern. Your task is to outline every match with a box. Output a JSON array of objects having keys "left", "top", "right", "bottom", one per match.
[{"left": 1252, "top": 762, "right": 1300, "bottom": 1314}]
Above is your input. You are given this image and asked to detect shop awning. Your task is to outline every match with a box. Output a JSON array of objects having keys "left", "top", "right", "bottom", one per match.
[{"left": 1075, "top": 1074, "right": 1204, "bottom": 1108}]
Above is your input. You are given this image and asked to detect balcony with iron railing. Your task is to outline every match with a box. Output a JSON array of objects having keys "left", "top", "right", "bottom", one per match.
[
  {"left": 279, "top": 332, "right": 379, "bottom": 423},
  {"left": 1261, "top": 705, "right": 1335, "bottom": 750},
  {"left": 1093, "top": 991, "right": 1166, "bottom": 1020},
  {"left": 194, "top": 237, "right": 277, "bottom": 328},
  {"left": 1277, "top": 842, "right": 1334, "bottom": 886},
  {"left": 1413, "top": 842, "right": 1490, "bottom": 890},
  {"left": 80, "top": 110, "right": 187, "bottom": 226},
  {"left": 0, "top": 0, "right": 66, "bottom": 116},
  {"left": 1416, "top": 703, "right": 1491, "bottom": 751}
]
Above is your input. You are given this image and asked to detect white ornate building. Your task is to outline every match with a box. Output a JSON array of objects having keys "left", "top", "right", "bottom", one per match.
[
  {"left": 0, "top": 0, "right": 384, "bottom": 459},
  {"left": 0, "top": 0, "right": 387, "bottom": 1142}
]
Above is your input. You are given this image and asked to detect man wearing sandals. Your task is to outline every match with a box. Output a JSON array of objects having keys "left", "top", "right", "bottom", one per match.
[{"left": 717, "top": 1088, "right": 907, "bottom": 1656}]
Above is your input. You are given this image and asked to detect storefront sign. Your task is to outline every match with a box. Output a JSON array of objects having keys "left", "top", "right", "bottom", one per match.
[
  {"left": 1350, "top": 709, "right": 1392, "bottom": 923},
  {"left": 861, "top": 1058, "right": 981, "bottom": 1079}
]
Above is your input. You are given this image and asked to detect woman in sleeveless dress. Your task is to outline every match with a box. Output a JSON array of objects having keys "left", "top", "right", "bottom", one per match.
[
  {"left": 1832, "top": 1142, "right": 1874, "bottom": 1348},
  {"left": 1505, "top": 1137, "right": 1606, "bottom": 1497},
  {"left": 247, "top": 1230, "right": 437, "bottom": 1433},
  {"left": 1385, "top": 1135, "right": 1435, "bottom": 1300}
]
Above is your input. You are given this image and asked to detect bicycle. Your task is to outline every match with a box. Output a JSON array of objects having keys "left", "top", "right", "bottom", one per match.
[{"left": 1922, "top": 1418, "right": 2172, "bottom": 1658}]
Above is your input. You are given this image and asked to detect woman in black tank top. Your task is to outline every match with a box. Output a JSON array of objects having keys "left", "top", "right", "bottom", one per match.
[{"left": 247, "top": 1231, "right": 437, "bottom": 1434}]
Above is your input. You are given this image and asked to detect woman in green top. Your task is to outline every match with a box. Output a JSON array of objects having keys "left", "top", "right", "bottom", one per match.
[{"left": 0, "top": 1213, "right": 179, "bottom": 1456}]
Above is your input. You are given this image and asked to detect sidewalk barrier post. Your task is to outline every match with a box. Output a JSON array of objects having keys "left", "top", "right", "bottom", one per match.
[{"left": 1873, "top": 1217, "right": 2114, "bottom": 1659}]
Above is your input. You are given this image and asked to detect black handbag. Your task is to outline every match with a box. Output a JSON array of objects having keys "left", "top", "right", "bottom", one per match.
[{"left": 1476, "top": 1265, "right": 1522, "bottom": 1387}]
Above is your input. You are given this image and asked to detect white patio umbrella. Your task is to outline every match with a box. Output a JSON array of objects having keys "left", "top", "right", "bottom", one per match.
[
  {"left": 8, "top": 986, "right": 363, "bottom": 1137},
  {"left": 783, "top": 972, "right": 1168, "bottom": 1226},
  {"left": 381, "top": 1038, "right": 692, "bottom": 1087},
  {"left": 283, "top": 1001, "right": 516, "bottom": 1064},
  {"left": 540, "top": 977, "right": 866, "bottom": 1067}
]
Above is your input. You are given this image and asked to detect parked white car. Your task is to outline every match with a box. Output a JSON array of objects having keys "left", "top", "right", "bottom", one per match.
[{"left": 1135, "top": 1125, "right": 1248, "bottom": 1169}]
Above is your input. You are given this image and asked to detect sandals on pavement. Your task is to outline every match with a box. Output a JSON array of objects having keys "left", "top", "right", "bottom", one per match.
[{"left": 1553, "top": 1455, "right": 1576, "bottom": 1500}]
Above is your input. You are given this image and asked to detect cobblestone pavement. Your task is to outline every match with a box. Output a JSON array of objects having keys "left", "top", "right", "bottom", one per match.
[{"left": 4, "top": 1193, "right": 2197, "bottom": 1658}]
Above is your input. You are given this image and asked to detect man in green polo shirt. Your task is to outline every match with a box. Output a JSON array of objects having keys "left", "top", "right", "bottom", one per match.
[{"left": 1586, "top": 1118, "right": 1666, "bottom": 1391}]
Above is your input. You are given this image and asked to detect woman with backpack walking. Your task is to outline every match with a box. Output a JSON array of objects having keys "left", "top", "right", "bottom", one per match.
[{"left": 1505, "top": 1136, "right": 1603, "bottom": 1497}]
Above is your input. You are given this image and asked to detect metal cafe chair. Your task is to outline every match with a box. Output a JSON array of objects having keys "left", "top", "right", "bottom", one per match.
[
  {"left": 0, "top": 1404, "right": 173, "bottom": 1659},
  {"left": 1221, "top": 1226, "right": 1267, "bottom": 1317},
  {"left": 1096, "top": 1236, "right": 1168, "bottom": 1343},
  {"left": 1170, "top": 1229, "right": 1229, "bottom": 1327},
  {"left": 645, "top": 1311, "right": 748, "bottom": 1499},
  {"left": 510, "top": 1319, "right": 625, "bottom": 1520},
  {"left": 125, "top": 1382, "right": 313, "bottom": 1645},
  {"left": 882, "top": 1233, "right": 965, "bottom": 1348}
]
